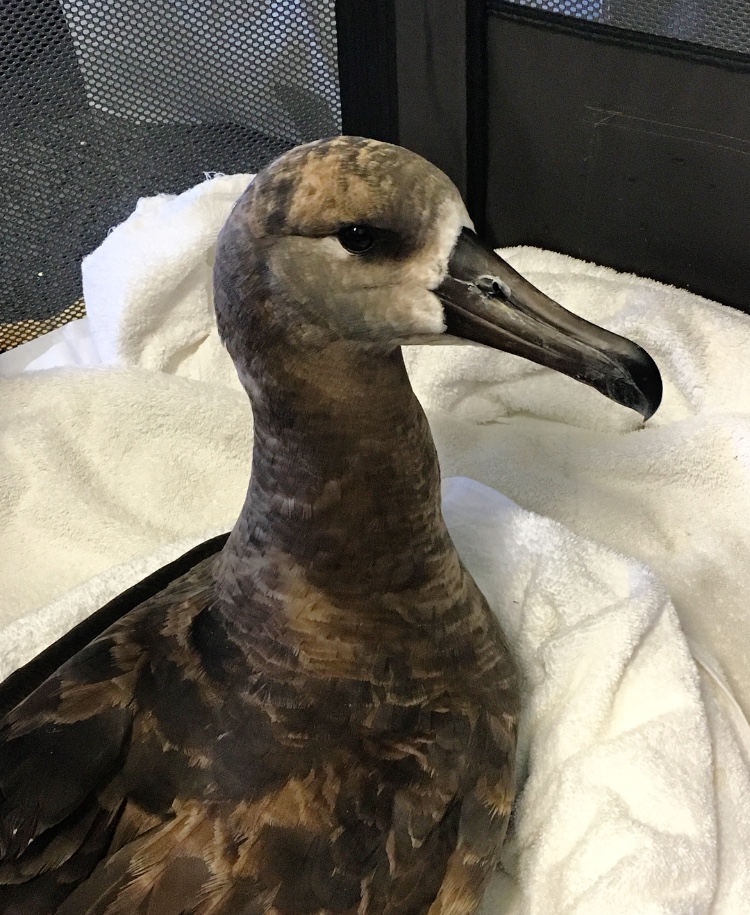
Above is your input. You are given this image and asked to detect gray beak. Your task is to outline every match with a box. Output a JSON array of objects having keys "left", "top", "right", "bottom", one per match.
[{"left": 435, "top": 228, "right": 662, "bottom": 419}]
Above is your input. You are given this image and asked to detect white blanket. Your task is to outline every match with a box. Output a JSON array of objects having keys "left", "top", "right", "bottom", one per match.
[{"left": 1, "top": 175, "right": 749, "bottom": 913}]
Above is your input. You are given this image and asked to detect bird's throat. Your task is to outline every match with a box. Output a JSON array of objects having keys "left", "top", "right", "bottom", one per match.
[{"left": 217, "top": 342, "right": 458, "bottom": 609}]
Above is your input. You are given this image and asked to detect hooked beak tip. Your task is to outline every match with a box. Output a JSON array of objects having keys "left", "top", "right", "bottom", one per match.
[
  {"left": 436, "top": 228, "right": 664, "bottom": 421},
  {"left": 618, "top": 345, "right": 663, "bottom": 420}
]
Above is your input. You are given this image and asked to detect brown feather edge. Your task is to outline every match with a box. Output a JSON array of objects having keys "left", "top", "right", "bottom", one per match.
[{"left": 0, "top": 534, "right": 230, "bottom": 720}]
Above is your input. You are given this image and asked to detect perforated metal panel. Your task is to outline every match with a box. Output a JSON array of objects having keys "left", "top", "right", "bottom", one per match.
[
  {"left": 1, "top": 0, "right": 340, "bottom": 347},
  {"left": 506, "top": 0, "right": 750, "bottom": 53},
  {"left": 507, "top": 0, "right": 601, "bottom": 20}
]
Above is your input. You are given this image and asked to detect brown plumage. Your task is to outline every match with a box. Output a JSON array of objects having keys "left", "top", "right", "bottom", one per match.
[{"left": 0, "top": 137, "right": 661, "bottom": 914}]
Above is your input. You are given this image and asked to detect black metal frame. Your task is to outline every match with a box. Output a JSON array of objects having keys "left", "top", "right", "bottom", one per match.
[{"left": 336, "top": 0, "right": 473, "bottom": 199}]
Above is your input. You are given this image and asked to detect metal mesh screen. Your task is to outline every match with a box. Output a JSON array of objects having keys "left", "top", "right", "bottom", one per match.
[
  {"left": 1, "top": 0, "right": 340, "bottom": 347},
  {"left": 505, "top": 1, "right": 750, "bottom": 54}
]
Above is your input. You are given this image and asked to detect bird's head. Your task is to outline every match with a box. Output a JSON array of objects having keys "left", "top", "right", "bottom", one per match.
[{"left": 215, "top": 136, "right": 661, "bottom": 419}]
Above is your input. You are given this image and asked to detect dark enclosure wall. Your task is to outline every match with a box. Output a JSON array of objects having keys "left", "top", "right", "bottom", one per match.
[
  {"left": 349, "top": 0, "right": 750, "bottom": 313},
  {"left": 484, "top": 2, "right": 750, "bottom": 312}
]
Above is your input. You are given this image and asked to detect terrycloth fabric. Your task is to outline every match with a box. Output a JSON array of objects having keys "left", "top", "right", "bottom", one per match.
[
  {"left": 444, "top": 481, "right": 739, "bottom": 915},
  {"left": 1, "top": 174, "right": 749, "bottom": 912},
  {"left": 83, "top": 174, "right": 251, "bottom": 389},
  {"left": 0, "top": 368, "right": 251, "bottom": 638}
]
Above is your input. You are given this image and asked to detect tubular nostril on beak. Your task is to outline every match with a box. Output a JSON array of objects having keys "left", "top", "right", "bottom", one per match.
[{"left": 476, "top": 276, "right": 511, "bottom": 301}]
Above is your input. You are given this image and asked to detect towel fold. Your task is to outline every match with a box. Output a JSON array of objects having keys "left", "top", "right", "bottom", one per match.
[{"left": 2, "top": 173, "right": 749, "bottom": 913}]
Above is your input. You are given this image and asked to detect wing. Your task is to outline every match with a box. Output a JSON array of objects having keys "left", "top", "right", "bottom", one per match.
[
  {"left": 0, "top": 638, "right": 136, "bottom": 913},
  {"left": 2, "top": 685, "right": 511, "bottom": 914},
  {"left": 0, "top": 559, "right": 217, "bottom": 915}
]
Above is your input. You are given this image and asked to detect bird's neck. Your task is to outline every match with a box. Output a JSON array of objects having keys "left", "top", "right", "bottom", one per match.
[{"left": 216, "top": 339, "right": 461, "bottom": 610}]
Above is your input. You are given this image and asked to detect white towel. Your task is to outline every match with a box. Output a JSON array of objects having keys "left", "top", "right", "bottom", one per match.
[{"left": 1, "top": 174, "right": 749, "bottom": 913}]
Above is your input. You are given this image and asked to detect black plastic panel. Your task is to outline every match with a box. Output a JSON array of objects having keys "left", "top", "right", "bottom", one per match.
[
  {"left": 484, "top": 5, "right": 750, "bottom": 311},
  {"left": 394, "top": 0, "right": 468, "bottom": 197}
]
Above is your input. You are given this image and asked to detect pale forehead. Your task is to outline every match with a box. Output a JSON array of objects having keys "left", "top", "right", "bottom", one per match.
[{"left": 250, "top": 137, "right": 462, "bottom": 237}]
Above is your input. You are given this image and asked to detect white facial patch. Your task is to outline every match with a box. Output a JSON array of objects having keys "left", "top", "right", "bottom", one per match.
[
  {"left": 376, "top": 286, "right": 447, "bottom": 338},
  {"left": 317, "top": 236, "right": 354, "bottom": 262},
  {"left": 397, "top": 195, "right": 473, "bottom": 293},
  {"left": 265, "top": 188, "right": 474, "bottom": 345},
  {"left": 370, "top": 194, "right": 470, "bottom": 341}
]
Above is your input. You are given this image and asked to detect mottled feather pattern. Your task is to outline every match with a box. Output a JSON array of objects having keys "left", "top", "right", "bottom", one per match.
[
  {"left": 1, "top": 139, "right": 519, "bottom": 914},
  {"left": 1, "top": 547, "right": 517, "bottom": 913}
]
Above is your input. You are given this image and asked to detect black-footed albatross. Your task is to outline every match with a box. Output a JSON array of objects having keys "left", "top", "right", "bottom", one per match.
[{"left": 0, "top": 137, "right": 661, "bottom": 915}]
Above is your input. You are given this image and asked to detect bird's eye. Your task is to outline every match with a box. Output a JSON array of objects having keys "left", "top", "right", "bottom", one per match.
[{"left": 337, "top": 224, "right": 376, "bottom": 254}]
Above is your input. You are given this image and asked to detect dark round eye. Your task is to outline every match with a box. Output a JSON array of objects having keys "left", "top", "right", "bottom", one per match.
[{"left": 337, "top": 224, "right": 376, "bottom": 254}]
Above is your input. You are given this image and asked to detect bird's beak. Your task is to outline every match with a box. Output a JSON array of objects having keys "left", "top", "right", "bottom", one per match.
[{"left": 434, "top": 228, "right": 662, "bottom": 419}]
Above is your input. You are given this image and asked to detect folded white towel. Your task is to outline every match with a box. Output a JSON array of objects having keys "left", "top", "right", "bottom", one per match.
[
  {"left": 83, "top": 174, "right": 251, "bottom": 390},
  {"left": 2, "top": 174, "right": 749, "bottom": 913},
  {"left": 442, "top": 480, "right": 742, "bottom": 915}
]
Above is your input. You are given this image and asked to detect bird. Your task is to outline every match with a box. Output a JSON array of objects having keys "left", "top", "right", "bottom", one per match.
[{"left": 0, "top": 136, "right": 662, "bottom": 914}]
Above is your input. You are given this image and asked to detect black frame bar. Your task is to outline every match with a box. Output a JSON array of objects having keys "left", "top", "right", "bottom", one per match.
[{"left": 335, "top": 0, "right": 400, "bottom": 144}]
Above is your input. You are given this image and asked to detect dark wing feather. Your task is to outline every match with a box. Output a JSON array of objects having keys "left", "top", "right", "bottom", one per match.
[
  {"left": 0, "top": 560, "right": 217, "bottom": 915},
  {"left": 0, "top": 708, "right": 131, "bottom": 858},
  {"left": 53, "top": 807, "right": 212, "bottom": 915},
  {"left": 0, "top": 655, "right": 136, "bottom": 914}
]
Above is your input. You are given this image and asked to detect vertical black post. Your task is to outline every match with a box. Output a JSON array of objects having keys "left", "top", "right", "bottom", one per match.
[
  {"left": 465, "top": 0, "right": 489, "bottom": 237},
  {"left": 394, "top": 0, "right": 468, "bottom": 196},
  {"left": 335, "top": 0, "right": 400, "bottom": 143},
  {"left": 337, "top": 0, "right": 484, "bottom": 227}
]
